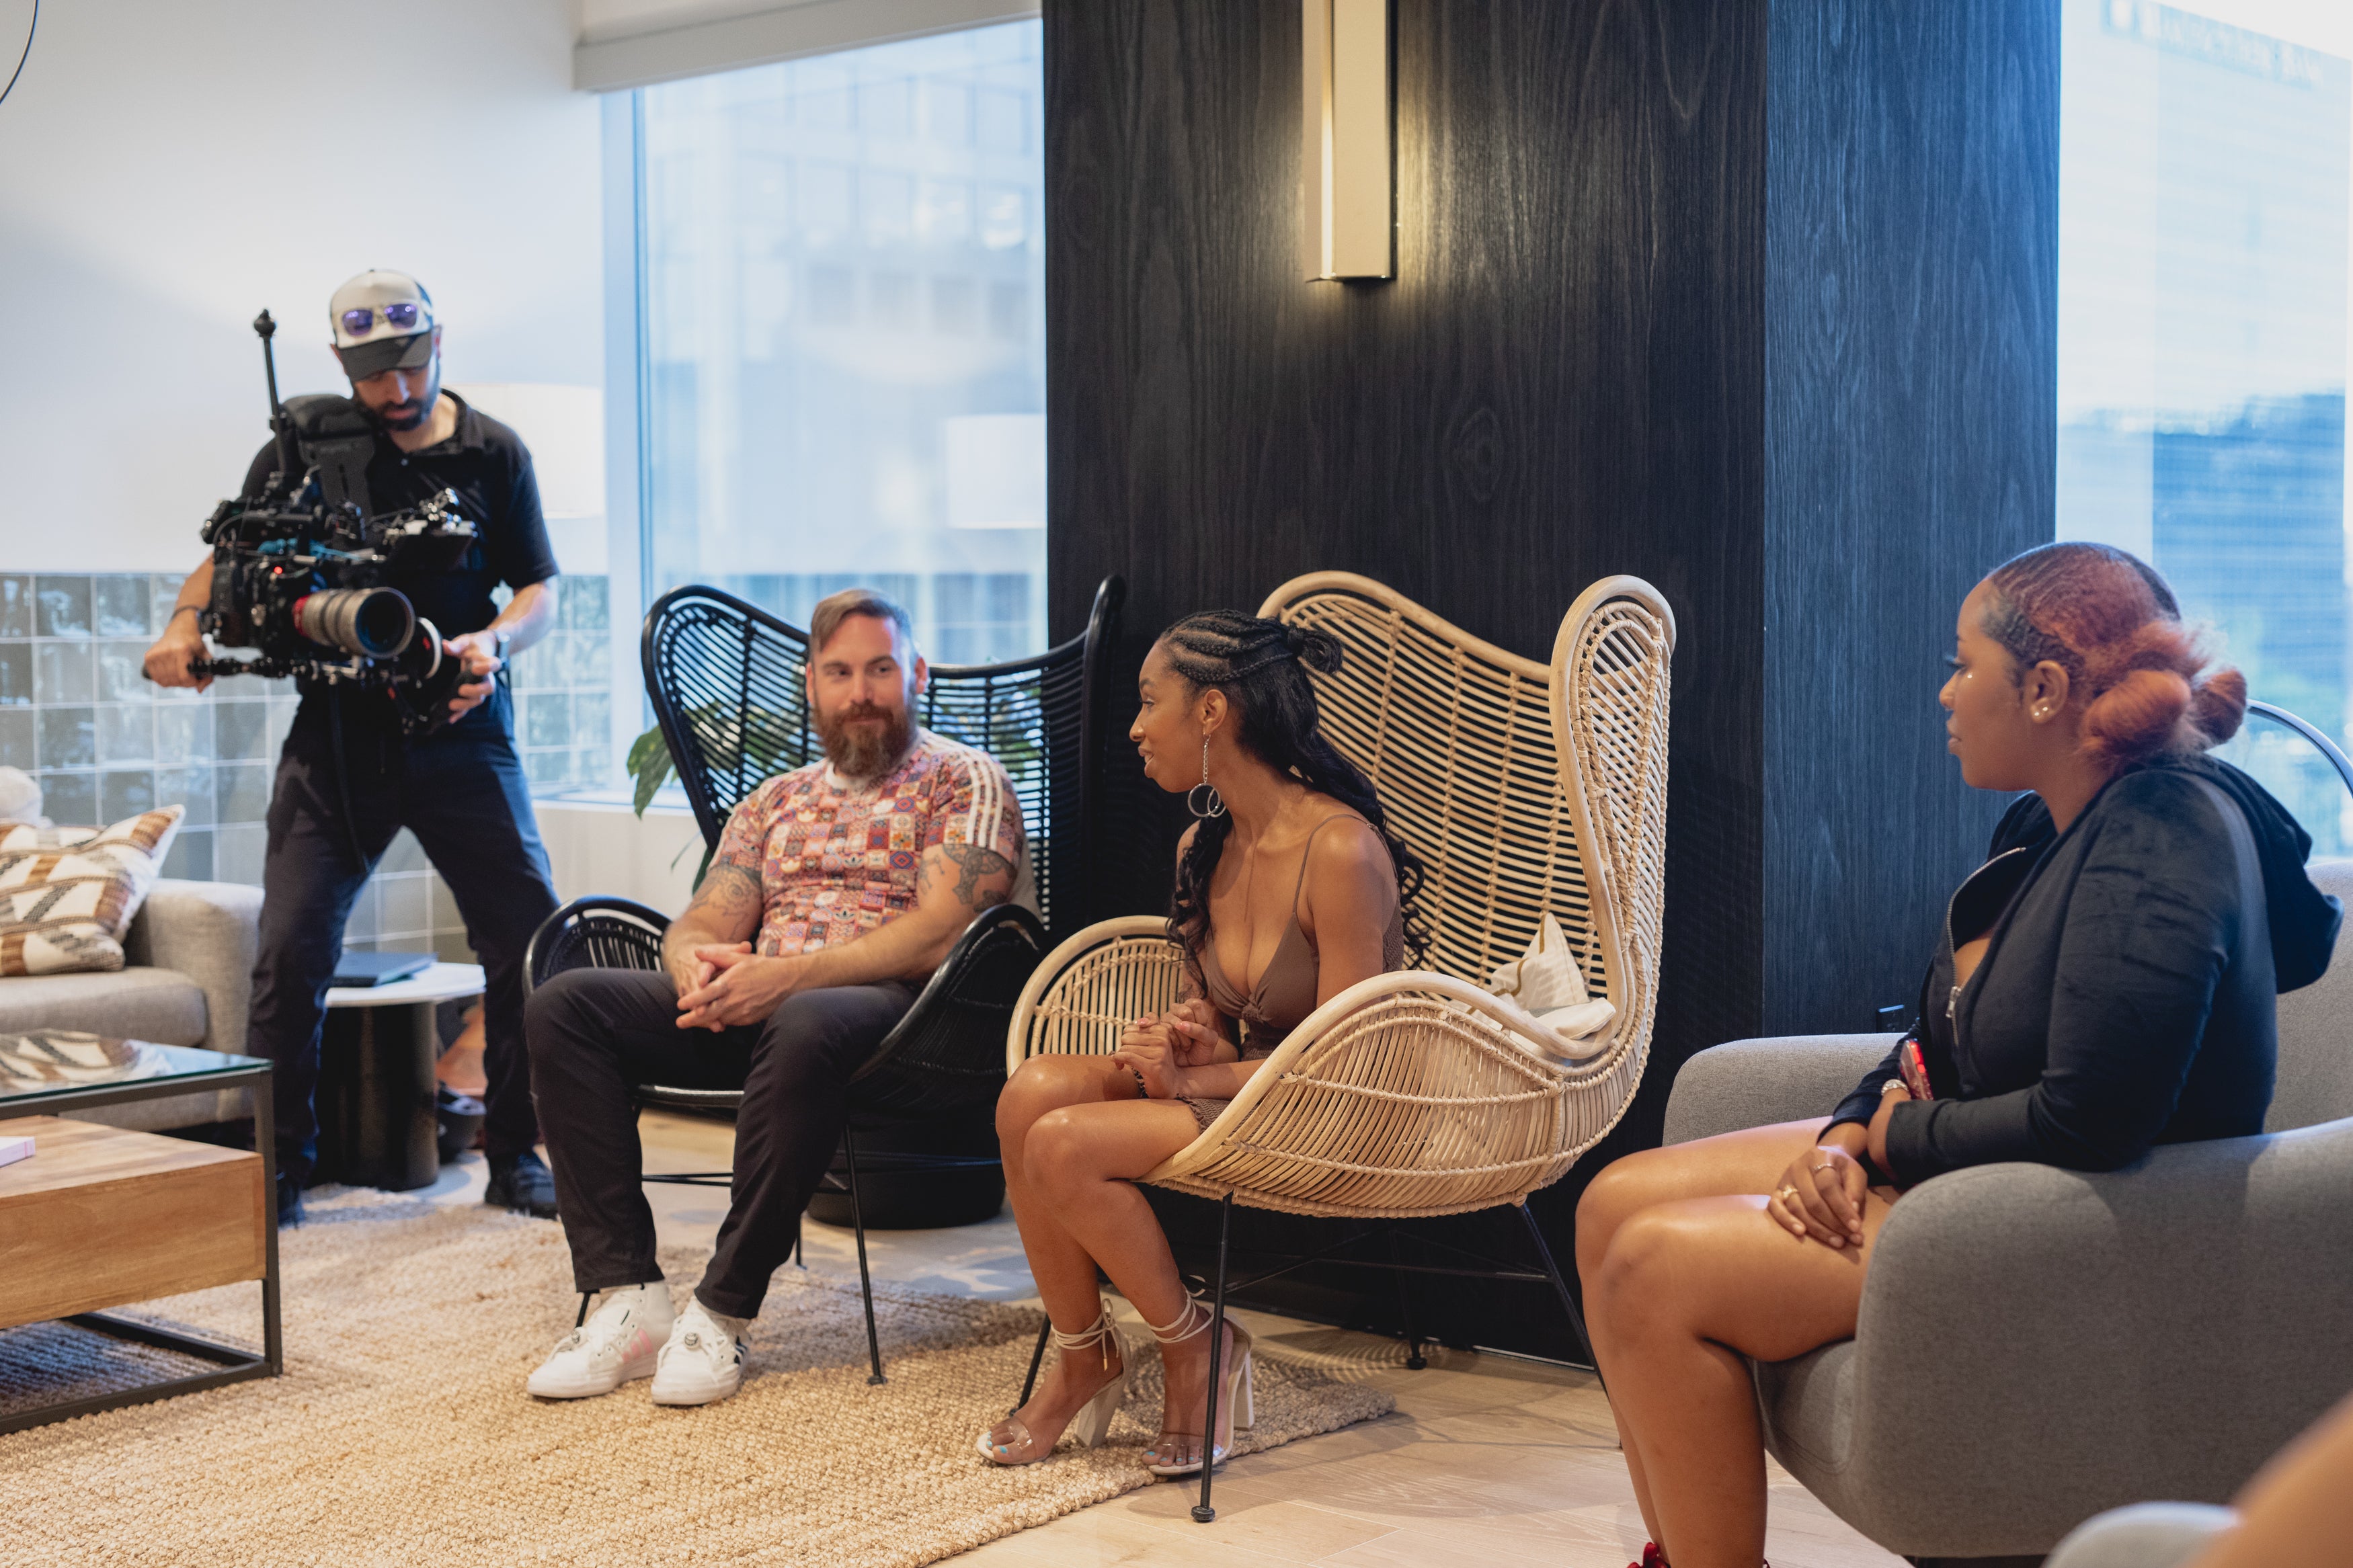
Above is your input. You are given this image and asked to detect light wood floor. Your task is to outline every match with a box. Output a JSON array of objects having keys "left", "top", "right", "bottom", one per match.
[{"left": 424, "top": 1114, "right": 1901, "bottom": 1568}]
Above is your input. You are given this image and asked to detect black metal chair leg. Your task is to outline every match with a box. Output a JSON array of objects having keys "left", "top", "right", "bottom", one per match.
[
  {"left": 1517, "top": 1201, "right": 1602, "bottom": 1390},
  {"left": 844, "top": 1128, "right": 885, "bottom": 1385},
  {"left": 1386, "top": 1223, "right": 1427, "bottom": 1369},
  {"left": 1016, "top": 1317, "right": 1051, "bottom": 1413},
  {"left": 1193, "top": 1190, "right": 1234, "bottom": 1524},
  {"left": 793, "top": 1211, "right": 804, "bottom": 1269}
]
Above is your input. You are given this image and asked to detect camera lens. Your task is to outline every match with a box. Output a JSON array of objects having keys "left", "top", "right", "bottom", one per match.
[{"left": 294, "top": 587, "right": 415, "bottom": 659}]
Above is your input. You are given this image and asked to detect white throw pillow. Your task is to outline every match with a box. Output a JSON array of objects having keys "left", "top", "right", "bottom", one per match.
[
  {"left": 0, "top": 806, "right": 184, "bottom": 976},
  {"left": 1534, "top": 997, "right": 1615, "bottom": 1042},
  {"left": 0, "top": 767, "right": 44, "bottom": 827},
  {"left": 1480, "top": 991, "right": 1617, "bottom": 1065},
  {"left": 1487, "top": 912, "right": 1589, "bottom": 1012},
  {"left": 1485, "top": 914, "right": 1615, "bottom": 1061}
]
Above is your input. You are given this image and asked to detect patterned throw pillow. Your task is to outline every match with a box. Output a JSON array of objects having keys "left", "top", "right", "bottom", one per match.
[{"left": 0, "top": 806, "right": 185, "bottom": 977}]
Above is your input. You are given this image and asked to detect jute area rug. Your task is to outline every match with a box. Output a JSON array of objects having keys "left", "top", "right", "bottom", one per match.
[{"left": 0, "top": 1188, "right": 1394, "bottom": 1567}]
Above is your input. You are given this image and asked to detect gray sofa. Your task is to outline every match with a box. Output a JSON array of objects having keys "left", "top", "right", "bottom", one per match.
[
  {"left": 1661, "top": 858, "right": 2353, "bottom": 1561},
  {"left": 0, "top": 878, "right": 262, "bottom": 1128}
]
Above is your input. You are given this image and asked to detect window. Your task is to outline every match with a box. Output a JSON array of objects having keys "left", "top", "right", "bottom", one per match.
[
  {"left": 633, "top": 22, "right": 1047, "bottom": 669},
  {"left": 2057, "top": 0, "right": 2352, "bottom": 846}
]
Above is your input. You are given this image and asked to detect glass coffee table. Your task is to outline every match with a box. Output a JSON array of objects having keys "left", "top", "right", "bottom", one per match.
[{"left": 0, "top": 1032, "right": 280, "bottom": 1434}]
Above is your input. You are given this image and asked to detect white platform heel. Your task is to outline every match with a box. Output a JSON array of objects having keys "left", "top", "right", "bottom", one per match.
[
  {"left": 976, "top": 1298, "right": 1128, "bottom": 1464},
  {"left": 1142, "top": 1293, "right": 1254, "bottom": 1477}
]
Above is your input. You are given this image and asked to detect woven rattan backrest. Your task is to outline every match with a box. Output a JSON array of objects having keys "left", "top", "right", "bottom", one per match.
[
  {"left": 643, "top": 587, "right": 818, "bottom": 850},
  {"left": 1257, "top": 573, "right": 1673, "bottom": 1031},
  {"left": 643, "top": 581, "right": 1124, "bottom": 936},
  {"left": 1550, "top": 577, "right": 1675, "bottom": 1064},
  {"left": 914, "top": 651, "right": 1076, "bottom": 932}
]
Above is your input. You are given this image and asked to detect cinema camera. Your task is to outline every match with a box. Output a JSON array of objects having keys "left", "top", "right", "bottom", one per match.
[{"left": 190, "top": 310, "right": 476, "bottom": 736}]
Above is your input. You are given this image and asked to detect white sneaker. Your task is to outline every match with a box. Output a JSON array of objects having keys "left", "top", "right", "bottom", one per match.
[
  {"left": 527, "top": 1283, "right": 675, "bottom": 1400},
  {"left": 650, "top": 1297, "right": 750, "bottom": 1406}
]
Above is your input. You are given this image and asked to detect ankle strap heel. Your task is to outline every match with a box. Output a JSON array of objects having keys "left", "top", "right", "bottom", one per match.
[
  {"left": 1142, "top": 1293, "right": 1254, "bottom": 1477},
  {"left": 978, "top": 1297, "right": 1128, "bottom": 1465},
  {"left": 1049, "top": 1299, "right": 1123, "bottom": 1370},
  {"left": 1142, "top": 1292, "right": 1213, "bottom": 1345}
]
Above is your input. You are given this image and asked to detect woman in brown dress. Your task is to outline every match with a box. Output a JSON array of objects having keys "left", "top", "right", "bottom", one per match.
[{"left": 981, "top": 610, "right": 1424, "bottom": 1475}]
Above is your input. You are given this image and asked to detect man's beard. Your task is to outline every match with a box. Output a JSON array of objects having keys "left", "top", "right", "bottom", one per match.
[
  {"left": 816, "top": 700, "right": 914, "bottom": 780},
  {"left": 366, "top": 360, "right": 441, "bottom": 432}
]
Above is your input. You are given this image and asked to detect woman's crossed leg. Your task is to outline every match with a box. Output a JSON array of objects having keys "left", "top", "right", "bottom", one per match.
[
  {"left": 990, "top": 1055, "right": 1216, "bottom": 1460},
  {"left": 1575, "top": 1122, "right": 1897, "bottom": 1568}
]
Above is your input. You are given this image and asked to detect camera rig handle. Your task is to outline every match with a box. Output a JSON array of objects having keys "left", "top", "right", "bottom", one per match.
[
  {"left": 188, "top": 619, "right": 467, "bottom": 739},
  {"left": 255, "top": 310, "right": 301, "bottom": 497}
]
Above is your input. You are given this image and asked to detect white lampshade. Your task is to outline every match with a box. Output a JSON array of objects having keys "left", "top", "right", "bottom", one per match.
[
  {"left": 944, "top": 413, "right": 1046, "bottom": 529},
  {"left": 447, "top": 383, "right": 606, "bottom": 520}
]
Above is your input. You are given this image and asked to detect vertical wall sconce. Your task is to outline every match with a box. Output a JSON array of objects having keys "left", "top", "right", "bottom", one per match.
[{"left": 1302, "top": 0, "right": 1393, "bottom": 280}]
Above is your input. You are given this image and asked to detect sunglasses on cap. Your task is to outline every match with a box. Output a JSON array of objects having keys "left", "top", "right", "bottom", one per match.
[{"left": 341, "top": 302, "right": 424, "bottom": 337}]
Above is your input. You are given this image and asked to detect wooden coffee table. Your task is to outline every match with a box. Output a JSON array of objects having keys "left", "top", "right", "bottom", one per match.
[{"left": 0, "top": 1038, "right": 279, "bottom": 1433}]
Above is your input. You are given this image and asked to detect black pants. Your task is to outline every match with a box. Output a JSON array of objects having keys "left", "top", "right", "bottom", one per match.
[
  {"left": 247, "top": 689, "right": 559, "bottom": 1182},
  {"left": 525, "top": 966, "right": 916, "bottom": 1319}
]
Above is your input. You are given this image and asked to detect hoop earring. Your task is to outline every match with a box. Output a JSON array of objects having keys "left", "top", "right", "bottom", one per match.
[{"left": 1187, "top": 737, "right": 1226, "bottom": 820}]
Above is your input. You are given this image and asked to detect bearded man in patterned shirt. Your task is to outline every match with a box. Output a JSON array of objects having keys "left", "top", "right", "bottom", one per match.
[{"left": 523, "top": 587, "right": 1025, "bottom": 1407}]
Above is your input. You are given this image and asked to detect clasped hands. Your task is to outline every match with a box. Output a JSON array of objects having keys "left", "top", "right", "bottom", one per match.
[
  {"left": 1112, "top": 998, "right": 1228, "bottom": 1098},
  {"left": 671, "top": 942, "right": 808, "bottom": 1030},
  {"left": 1765, "top": 1079, "right": 1907, "bottom": 1251}
]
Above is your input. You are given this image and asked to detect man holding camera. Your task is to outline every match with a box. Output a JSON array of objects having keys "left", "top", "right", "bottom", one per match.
[{"left": 144, "top": 270, "right": 564, "bottom": 1225}]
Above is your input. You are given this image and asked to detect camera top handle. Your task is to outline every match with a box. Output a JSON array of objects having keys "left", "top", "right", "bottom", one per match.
[{"left": 254, "top": 309, "right": 301, "bottom": 501}]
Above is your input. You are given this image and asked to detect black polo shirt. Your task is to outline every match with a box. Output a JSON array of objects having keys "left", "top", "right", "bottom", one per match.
[{"left": 239, "top": 390, "right": 560, "bottom": 642}]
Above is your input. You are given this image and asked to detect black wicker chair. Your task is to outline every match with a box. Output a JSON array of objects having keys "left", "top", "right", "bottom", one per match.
[{"left": 524, "top": 577, "right": 1123, "bottom": 1382}]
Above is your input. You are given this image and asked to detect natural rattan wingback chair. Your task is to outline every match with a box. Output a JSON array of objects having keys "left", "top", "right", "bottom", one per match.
[
  {"left": 525, "top": 577, "right": 1124, "bottom": 1383},
  {"left": 1004, "top": 570, "right": 1672, "bottom": 1519}
]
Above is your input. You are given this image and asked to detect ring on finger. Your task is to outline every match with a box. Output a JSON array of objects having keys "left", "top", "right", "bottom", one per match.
[{"left": 1808, "top": 1163, "right": 1835, "bottom": 1175}]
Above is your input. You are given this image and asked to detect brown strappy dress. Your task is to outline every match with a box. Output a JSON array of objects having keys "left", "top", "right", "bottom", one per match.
[{"left": 1177, "top": 816, "right": 1406, "bottom": 1132}]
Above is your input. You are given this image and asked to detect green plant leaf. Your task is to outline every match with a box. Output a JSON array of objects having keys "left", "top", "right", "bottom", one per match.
[{"left": 627, "top": 724, "right": 674, "bottom": 817}]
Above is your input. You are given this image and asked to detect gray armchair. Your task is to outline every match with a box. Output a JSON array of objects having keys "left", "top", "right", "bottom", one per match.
[{"left": 1661, "top": 860, "right": 2353, "bottom": 1561}]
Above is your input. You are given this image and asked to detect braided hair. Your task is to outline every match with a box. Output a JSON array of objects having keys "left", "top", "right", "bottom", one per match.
[
  {"left": 1154, "top": 610, "right": 1429, "bottom": 971},
  {"left": 1980, "top": 542, "right": 2245, "bottom": 767}
]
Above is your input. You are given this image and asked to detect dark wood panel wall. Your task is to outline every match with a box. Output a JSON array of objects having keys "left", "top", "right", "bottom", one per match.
[
  {"left": 1762, "top": 0, "right": 2060, "bottom": 1036},
  {"left": 1043, "top": 0, "right": 2058, "bottom": 1356}
]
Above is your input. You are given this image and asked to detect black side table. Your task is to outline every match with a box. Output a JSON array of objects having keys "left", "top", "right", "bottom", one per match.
[{"left": 318, "top": 962, "right": 485, "bottom": 1191}]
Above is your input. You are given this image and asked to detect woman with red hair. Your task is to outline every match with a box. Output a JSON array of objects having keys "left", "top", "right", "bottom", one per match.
[{"left": 1575, "top": 542, "right": 2342, "bottom": 1568}]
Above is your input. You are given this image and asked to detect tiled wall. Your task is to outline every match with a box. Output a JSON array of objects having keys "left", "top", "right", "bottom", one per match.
[
  {"left": 511, "top": 574, "right": 614, "bottom": 794},
  {"left": 0, "top": 572, "right": 614, "bottom": 964}
]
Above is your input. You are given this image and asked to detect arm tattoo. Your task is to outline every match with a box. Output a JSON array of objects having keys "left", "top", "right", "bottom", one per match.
[
  {"left": 689, "top": 860, "right": 764, "bottom": 923},
  {"left": 936, "top": 841, "right": 1013, "bottom": 911},
  {"left": 666, "top": 860, "right": 763, "bottom": 966}
]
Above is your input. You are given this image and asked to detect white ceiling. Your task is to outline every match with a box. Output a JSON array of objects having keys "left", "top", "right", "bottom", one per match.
[
  {"left": 572, "top": 0, "right": 1037, "bottom": 91},
  {"left": 577, "top": 0, "right": 828, "bottom": 46}
]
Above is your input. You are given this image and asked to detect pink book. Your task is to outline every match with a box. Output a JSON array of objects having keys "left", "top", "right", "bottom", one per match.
[{"left": 0, "top": 1134, "right": 31, "bottom": 1169}]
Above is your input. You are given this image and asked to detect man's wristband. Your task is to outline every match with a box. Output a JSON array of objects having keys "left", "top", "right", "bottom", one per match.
[{"left": 168, "top": 605, "right": 201, "bottom": 625}]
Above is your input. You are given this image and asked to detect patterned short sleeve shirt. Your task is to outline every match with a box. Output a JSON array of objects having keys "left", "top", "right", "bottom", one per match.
[{"left": 712, "top": 730, "right": 1028, "bottom": 958}]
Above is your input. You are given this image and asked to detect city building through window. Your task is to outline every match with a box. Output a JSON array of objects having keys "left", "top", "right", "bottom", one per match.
[
  {"left": 2058, "top": 0, "right": 2352, "bottom": 846},
  {"left": 636, "top": 22, "right": 1047, "bottom": 668}
]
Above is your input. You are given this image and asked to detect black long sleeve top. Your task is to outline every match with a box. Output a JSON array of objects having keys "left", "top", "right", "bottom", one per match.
[{"left": 1829, "top": 755, "right": 2341, "bottom": 1186}]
